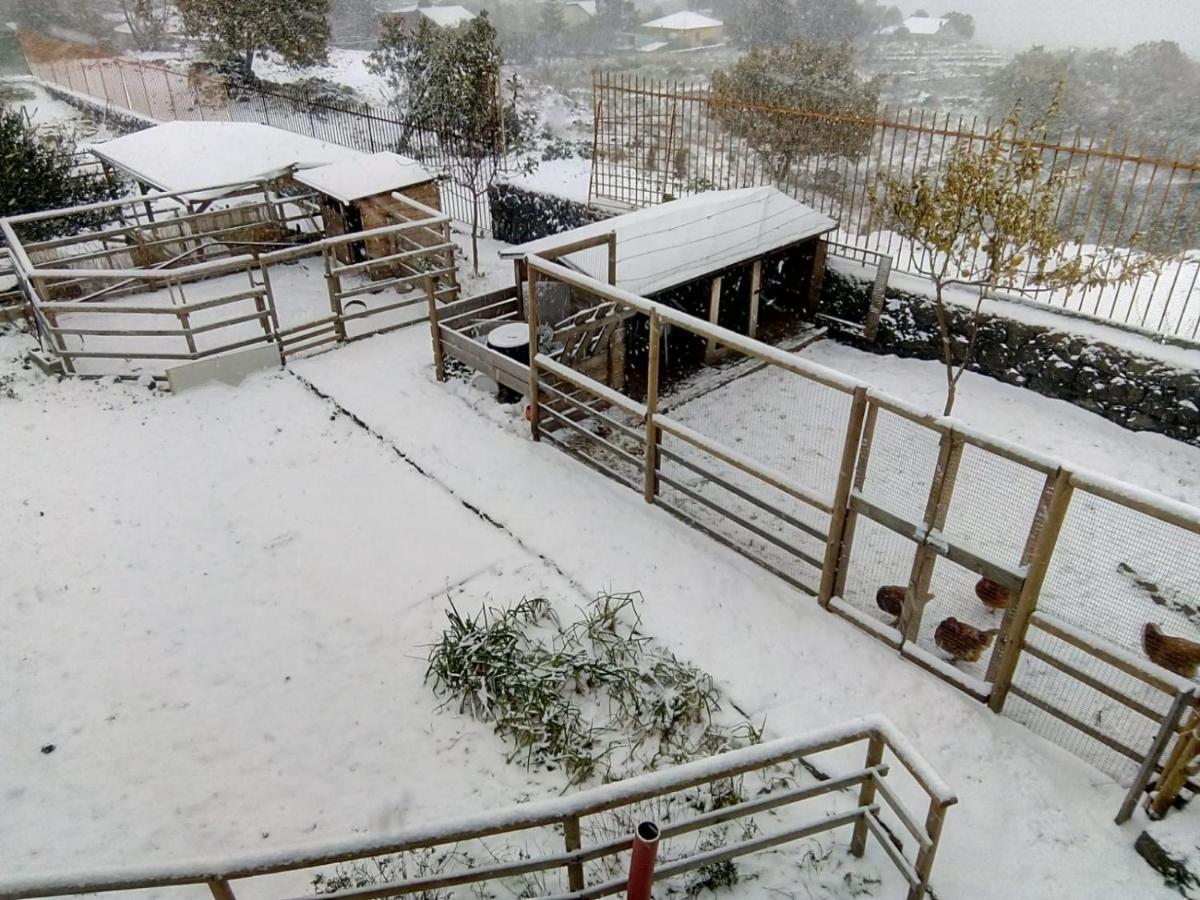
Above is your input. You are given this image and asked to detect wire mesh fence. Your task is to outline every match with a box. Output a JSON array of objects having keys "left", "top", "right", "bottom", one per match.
[
  {"left": 16, "top": 30, "right": 496, "bottom": 235},
  {"left": 590, "top": 72, "right": 1200, "bottom": 341},
  {"left": 454, "top": 248, "right": 1200, "bottom": 796}
]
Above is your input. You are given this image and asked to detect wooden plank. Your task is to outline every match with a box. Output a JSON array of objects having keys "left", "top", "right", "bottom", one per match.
[
  {"left": 704, "top": 274, "right": 722, "bottom": 363},
  {"left": 1020, "top": 641, "right": 1163, "bottom": 722},
  {"left": 538, "top": 356, "right": 647, "bottom": 418},
  {"left": 747, "top": 259, "right": 762, "bottom": 339},
  {"left": 426, "top": 276, "right": 445, "bottom": 381},
  {"left": 1008, "top": 685, "right": 1143, "bottom": 761}
]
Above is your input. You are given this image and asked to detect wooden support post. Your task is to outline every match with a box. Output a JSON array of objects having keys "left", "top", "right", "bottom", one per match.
[
  {"left": 805, "top": 238, "right": 828, "bottom": 318},
  {"left": 819, "top": 386, "right": 869, "bottom": 608},
  {"left": 41, "top": 307, "right": 75, "bottom": 374},
  {"left": 426, "top": 274, "right": 445, "bottom": 382},
  {"left": 988, "top": 467, "right": 1074, "bottom": 713},
  {"left": 907, "top": 800, "right": 949, "bottom": 900},
  {"left": 563, "top": 814, "right": 584, "bottom": 891},
  {"left": 704, "top": 275, "right": 722, "bottom": 364},
  {"left": 207, "top": 879, "right": 237, "bottom": 900},
  {"left": 324, "top": 249, "right": 347, "bottom": 343},
  {"left": 442, "top": 220, "right": 459, "bottom": 301},
  {"left": 606, "top": 231, "right": 618, "bottom": 285},
  {"left": 833, "top": 401, "right": 878, "bottom": 599},
  {"left": 527, "top": 268, "right": 542, "bottom": 441},
  {"left": 643, "top": 309, "right": 662, "bottom": 503},
  {"left": 747, "top": 258, "right": 762, "bottom": 340},
  {"left": 900, "top": 433, "right": 963, "bottom": 643},
  {"left": 178, "top": 309, "right": 198, "bottom": 356},
  {"left": 849, "top": 734, "right": 885, "bottom": 857},
  {"left": 1120, "top": 689, "right": 1196, "bottom": 824},
  {"left": 1147, "top": 704, "right": 1200, "bottom": 820}
]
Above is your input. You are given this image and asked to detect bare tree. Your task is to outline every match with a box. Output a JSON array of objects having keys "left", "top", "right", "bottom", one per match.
[{"left": 117, "top": 0, "right": 171, "bottom": 52}]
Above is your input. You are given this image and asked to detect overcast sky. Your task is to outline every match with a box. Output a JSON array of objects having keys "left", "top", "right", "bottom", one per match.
[{"left": 928, "top": 0, "right": 1200, "bottom": 56}]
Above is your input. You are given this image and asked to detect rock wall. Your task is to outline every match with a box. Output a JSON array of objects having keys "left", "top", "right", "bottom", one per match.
[
  {"left": 820, "top": 266, "right": 1200, "bottom": 446},
  {"left": 488, "top": 182, "right": 611, "bottom": 245}
]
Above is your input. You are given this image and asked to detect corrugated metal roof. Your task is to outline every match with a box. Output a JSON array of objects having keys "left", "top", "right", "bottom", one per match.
[{"left": 500, "top": 187, "right": 837, "bottom": 297}]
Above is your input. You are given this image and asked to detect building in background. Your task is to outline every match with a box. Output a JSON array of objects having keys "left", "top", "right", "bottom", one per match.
[{"left": 638, "top": 11, "right": 723, "bottom": 50}]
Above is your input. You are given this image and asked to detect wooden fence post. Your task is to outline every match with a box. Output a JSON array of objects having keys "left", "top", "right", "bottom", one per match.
[
  {"left": 747, "top": 258, "right": 762, "bottom": 340},
  {"left": 563, "top": 814, "right": 584, "bottom": 891},
  {"left": 899, "top": 432, "right": 963, "bottom": 643},
  {"left": 819, "top": 385, "right": 868, "bottom": 608},
  {"left": 907, "top": 800, "right": 949, "bottom": 900},
  {"left": 833, "top": 400, "right": 878, "bottom": 599},
  {"left": 643, "top": 308, "right": 662, "bottom": 503},
  {"left": 1118, "top": 689, "right": 1196, "bottom": 824},
  {"left": 988, "top": 467, "right": 1074, "bottom": 713},
  {"left": 527, "top": 267, "right": 542, "bottom": 441},
  {"left": 178, "top": 308, "right": 198, "bottom": 356},
  {"left": 426, "top": 274, "right": 445, "bottom": 382},
  {"left": 207, "top": 879, "right": 237, "bottom": 900},
  {"left": 704, "top": 275, "right": 722, "bottom": 363},
  {"left": 607, "top": 231, "right": 617, "bottom": 285},
  {"left": 849, "top": 733, "right": 885, "bottom": 857},
  {"left": 323, "top": 248, "right": 347, "bottom": 343},
  {"left": 1147, "top": 702, "right": 1200, "bottom": 820}
]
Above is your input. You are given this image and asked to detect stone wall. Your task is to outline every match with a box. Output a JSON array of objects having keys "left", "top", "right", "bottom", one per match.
[
  {"left": 488, "top": 182, "right": 611, "bottom": 245},
  {"left": 820, "top": 266, "right": 1200, "bottom": 445}
]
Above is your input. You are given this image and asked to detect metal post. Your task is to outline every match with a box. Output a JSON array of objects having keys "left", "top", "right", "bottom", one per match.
[{"left": 626, "top": 821, "right": 660, "bottom": 900}]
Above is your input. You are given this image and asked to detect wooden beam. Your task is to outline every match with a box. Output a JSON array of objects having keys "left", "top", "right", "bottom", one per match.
[
  {"left": 747, "top": 258, "right": 762, "bottom": 340},
  {"left": 704, "top": 275, "right": 722, "bottom": 364}
]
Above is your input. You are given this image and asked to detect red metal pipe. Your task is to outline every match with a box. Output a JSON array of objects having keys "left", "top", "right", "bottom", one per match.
[{"left": 626, "top": 820, "right": 660, "bottom": 900}]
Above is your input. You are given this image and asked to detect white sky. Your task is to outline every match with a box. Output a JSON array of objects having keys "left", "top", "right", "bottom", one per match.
[{"left": 926, "top": 0, "right": 1200, "bottom": 56}]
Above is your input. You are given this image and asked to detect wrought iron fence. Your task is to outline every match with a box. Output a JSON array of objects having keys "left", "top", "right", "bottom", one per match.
[
  {"left": 590, "top": 72, "right": 1200, "bottom": 341},
  {"left": 16, "top": 31, "right": 495, "bottom": 235}
]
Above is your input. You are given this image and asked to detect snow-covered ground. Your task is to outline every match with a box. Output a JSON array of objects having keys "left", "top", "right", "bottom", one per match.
[{"left": 4, "top": 304, "right": 1195, "bottom": 898}]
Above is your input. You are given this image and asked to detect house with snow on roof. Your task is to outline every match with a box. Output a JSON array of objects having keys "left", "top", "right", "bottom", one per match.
[
  {"left": 880, "top": 13, "right": 949, "bottom": 38},
  {"left": 377, "top": 1, "right": 476, "bottom": 33},
  {"left": 639, "top": 11, "right": 723, "bottom": 51},
  {"left": 560, "top": 0, "right": 597, "bottom": 28}
]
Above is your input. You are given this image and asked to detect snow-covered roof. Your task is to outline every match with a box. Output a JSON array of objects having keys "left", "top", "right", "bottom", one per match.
[
  {"left": 90, "top": 122, "right": 369, "bottom": 196},
  {"left": 501, "top": 187, "right": 836, "bottom": 297},
  {"left": 638, "top": 40, "right": 669, "bottom": 53},
  {"left": 641, "top": 11, "right": 723, "bottom": 31},
  {"left": 898, "top": 14, "right": 946, "bottom": 34},
  {"left": 420, "top": 5, "right": 476, "bottom": 27},
  {"left": 566, "top": 0, "right": 597, "bottom": 16},
  {"left": 293, "top": 152, "right": 435, "bottom": 204}
]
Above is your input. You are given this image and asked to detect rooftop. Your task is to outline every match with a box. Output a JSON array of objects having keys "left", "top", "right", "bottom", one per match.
[
  {"left": 501, "top": 187, "right": 836, "bottom": 297},
  {"left": 641, "top": 11, "right": 723, "bottom": 30},
  {"left": 90, "top": 122, "right": 369, "bottom": 197},
  {"left": 293, "top": 152, "right": 435, "bottom": 204}
]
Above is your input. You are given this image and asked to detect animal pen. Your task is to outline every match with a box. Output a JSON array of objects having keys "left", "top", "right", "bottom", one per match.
[
  {"left": 2, "top": 178, "right": 458, "bottom": 381},
  {"left": 428, "top": 196, "right": 1200, "bottom": 824}
]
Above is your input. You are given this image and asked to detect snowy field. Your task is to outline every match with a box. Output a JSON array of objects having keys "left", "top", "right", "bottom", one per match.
[{"left": 4, "top": 309, "right": 1194, "bottom": 898}]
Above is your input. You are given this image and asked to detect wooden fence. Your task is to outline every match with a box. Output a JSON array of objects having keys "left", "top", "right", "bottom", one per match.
[
  {"left": 2, "top": 184, "right": 458, "bottom": 379},
  {"left": 590, "top": 72, "right": 1200, "bottom": 341},
  {"left": 0, "top": 715, "right": 954, "bottom": 900},
  {"left": 16, "top": 31, "right": 497, "bottom": 235},
  {"left": 432, "top": 245, "right": 1199, "bottom": 820}
]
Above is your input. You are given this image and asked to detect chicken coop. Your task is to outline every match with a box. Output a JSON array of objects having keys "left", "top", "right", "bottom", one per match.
[
  {"left": 428, "top": 187, "right": 836, "bottom": 408},
  {"left": 293, "top": 152, "right": 444, "bottom": 270}
]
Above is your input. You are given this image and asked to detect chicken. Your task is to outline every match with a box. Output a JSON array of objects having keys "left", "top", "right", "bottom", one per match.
[
  {"left": 934, "top": 617, "right": 998, "bottom": 663},
  {"left": 875, "top": 585, "right": 906, "bottom": 622},
  {"left": 975, "top": 577, "right": 1010, "bottom": 613},
  {"left": 1143, "top": 624, "right": 1200, "bottom": 679}
]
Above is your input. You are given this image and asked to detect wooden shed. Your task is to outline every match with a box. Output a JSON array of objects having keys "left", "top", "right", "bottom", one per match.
[{"left": 293, "top": 153, "right": 442, "bottom": 267}]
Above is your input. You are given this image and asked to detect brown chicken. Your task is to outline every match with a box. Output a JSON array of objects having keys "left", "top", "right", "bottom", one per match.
[
  {"left": 1143, "top": 624, "right": 1200, "bottom": 679},
  {"left": 876, "top": 585, "right": 906, "bottom": 622},
  {"left": 975, "top": 578, "right": 1010, "bottom": 613},
  {"left": 934, "top": 617, "right": 999, "bottom": 663}
]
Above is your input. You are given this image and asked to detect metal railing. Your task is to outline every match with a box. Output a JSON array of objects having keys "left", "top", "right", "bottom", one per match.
[{"left": 0, "top": 715, "right": 954, "bottom": 900}]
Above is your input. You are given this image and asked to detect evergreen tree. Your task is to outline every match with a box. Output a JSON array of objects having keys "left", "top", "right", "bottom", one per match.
[
  {"left": 176, "top": 0, "right": 331, "bottom": 82},
  {"left": 0, "top": 107, "right": 121, "bottom": 244}
]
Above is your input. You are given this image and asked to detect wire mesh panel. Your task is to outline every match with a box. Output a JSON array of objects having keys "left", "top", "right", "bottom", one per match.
[
  {"left": 837, "top": 515, "right": 921, "bottom": 636},
  {"left": 854, "top": 406, "right": 942, "bottom": 527}
]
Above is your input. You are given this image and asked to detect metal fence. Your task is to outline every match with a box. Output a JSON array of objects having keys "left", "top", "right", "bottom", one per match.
[
  {"left": 0, "top": 716, "right": 955, "bottom": 900},
  {"left": 16, "top": 31, "right": 495, "bottom": 235},
  {"left": 589, "top": 72, "right": 1200, "bottom": 341}
]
